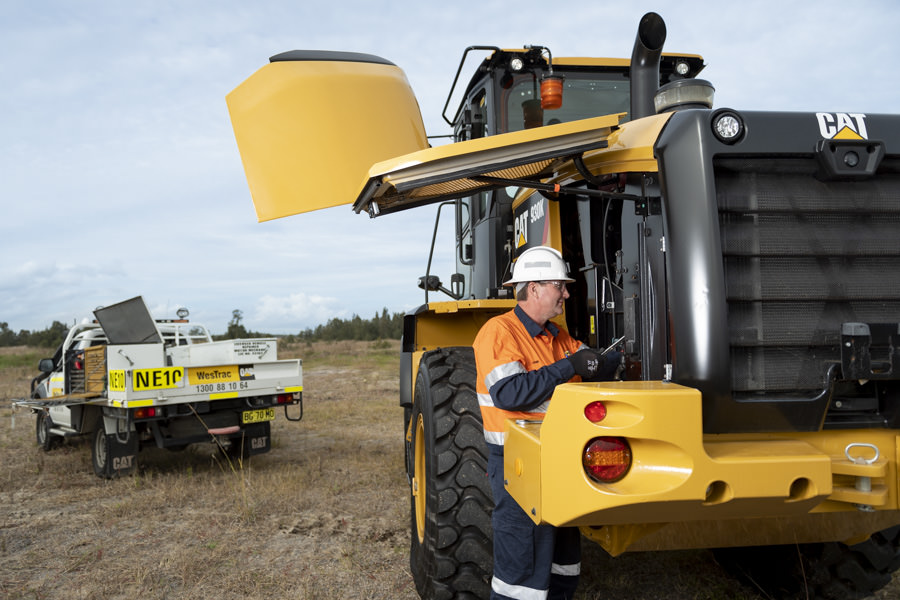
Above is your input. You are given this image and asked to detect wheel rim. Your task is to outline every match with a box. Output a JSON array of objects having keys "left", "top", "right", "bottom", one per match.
[
  {"left": 95, "top": 430, "right": 108, "bottom": 469},
  {"left": 37, "top": 414, "right": 47, "bottom": 445},
  {"left": 413, "top": 412, "right": 426, "bottom": 543}
]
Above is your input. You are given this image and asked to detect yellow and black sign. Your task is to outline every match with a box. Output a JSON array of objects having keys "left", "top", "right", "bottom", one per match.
[
  {"left": 109, "top": 370, "right": 126, "bottom": 392},
  {"left": 132, "top": 367, "right": 185, "bottom": 391},
  {"left": 188, "top": 365, "right": 239, "bottom": 386}
]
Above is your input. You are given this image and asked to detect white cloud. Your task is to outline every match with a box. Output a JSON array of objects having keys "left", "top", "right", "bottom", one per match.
[
  {"left": 1, "top": 0, "right": 898, "bottom": 335},
  {"left": 252, "top": 293, "right": 348, "bottom": 333}
]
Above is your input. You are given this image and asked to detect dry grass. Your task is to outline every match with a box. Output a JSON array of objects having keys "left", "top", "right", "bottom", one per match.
[
  {"left": 1, "top": 340, "right": 898, "bottom": 599},
  {"left": 1, "top": 340, "right": 415, "bottom": 600}
]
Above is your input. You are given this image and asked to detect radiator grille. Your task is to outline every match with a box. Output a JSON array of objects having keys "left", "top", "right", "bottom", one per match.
[{"left": 715, "top": 157, "right": 900, "bottom": 395}]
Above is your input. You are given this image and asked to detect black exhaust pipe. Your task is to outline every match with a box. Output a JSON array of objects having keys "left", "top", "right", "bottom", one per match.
[{"left": 629, "top": 12, "right": 666, "bottom": 120}]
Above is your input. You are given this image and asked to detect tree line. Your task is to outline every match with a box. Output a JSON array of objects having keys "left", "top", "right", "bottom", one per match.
[
  {"left": 1, "top": 308, "right": 404, "bottom": 348},
  {"left": 290, "top": 308, "right": 404, "bottom": 342},
  {"left": 218, "top": 308, "right": 403, "bottom": 342},
  {"left": 0, "top": 321, "right": 69, "bottom": 348}
]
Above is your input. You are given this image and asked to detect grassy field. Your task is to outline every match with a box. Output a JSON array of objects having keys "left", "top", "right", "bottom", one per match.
[{"left": 0, "top": 341, "right": 898, "bottom": 599}]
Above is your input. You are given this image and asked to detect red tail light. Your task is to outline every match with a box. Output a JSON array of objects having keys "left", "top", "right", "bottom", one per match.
[
  {"left": 584, "top": 401, "right": 607, "bottom": 423},
  {"left": 276, "top": 393, "right": 293, "bottom": 404},
  {"left": 583, "top": 437, "right": 631, "bottom": 483},
  {"left": 134, "top": 407, "right": 157, "bottom": 419}
]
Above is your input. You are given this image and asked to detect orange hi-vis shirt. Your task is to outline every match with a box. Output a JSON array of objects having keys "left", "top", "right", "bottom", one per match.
[{"left": 473, "top": 305, "right": 586, "bottom": 447}]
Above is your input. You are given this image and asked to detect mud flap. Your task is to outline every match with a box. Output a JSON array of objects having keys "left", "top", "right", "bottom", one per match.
[
  {"left": 106, "top": 431, "right": 139, "bottom": 475},
  {"left": 94, "top": 414, "right": 139, "bottom": 478},
  {"left": 243, "top": 421, "right": 271, "bottom": 456}
]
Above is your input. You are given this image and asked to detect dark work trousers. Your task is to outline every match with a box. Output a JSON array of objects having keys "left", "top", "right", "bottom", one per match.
[{"left": 488, "top": 448, "right": 581, "bottom": 599}]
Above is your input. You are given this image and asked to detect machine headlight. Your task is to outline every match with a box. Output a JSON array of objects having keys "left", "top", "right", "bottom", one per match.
[{"left": 712, "top": 110, "right": 745, "bottom": 143}]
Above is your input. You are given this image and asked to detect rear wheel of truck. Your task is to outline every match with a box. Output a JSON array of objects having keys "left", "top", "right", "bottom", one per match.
[
  {"left": 35, "top": 411, "right": 59, "bottom": 451},
  {"left": 92, "top": 426, "right": 112, "bottom": 478},
  {"left": 91, "top": 421, "right": 138, "bottom": 479},
  {"left": 408, "top": 347, "right": 493, "bottom": 600},
  {"left": 714, "top": 525, "right": 900, "bottom": 599}
]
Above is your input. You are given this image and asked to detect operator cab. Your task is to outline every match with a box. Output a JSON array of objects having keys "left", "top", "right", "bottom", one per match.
[
  {"left": 438, "top": 46, "right": 703, "bottom": 330},
  {"left": 448, "top": 47, "right": 704, "bottom": 139}
]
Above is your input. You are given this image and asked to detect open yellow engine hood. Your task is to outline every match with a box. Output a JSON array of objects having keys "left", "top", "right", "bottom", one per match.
[
  {"left": 227, "top": 50, "right": 627, "bottom": 221},
  {"left": 226, "top": 51, "right": 429, "bottom": 222}
]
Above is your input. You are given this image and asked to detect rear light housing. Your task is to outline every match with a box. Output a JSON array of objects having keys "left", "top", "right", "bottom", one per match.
[
  {"left": 583, "top": 436, "right": 631, "bottom": 483},
  {"left": 134, "top": 407, "right": 158, "bottom": 419},
  {"left": 584, "top": 401, "right": 607, "bottom": 423},
  {"left": 276, "top": 393, "right": 296, "bottom": 404}
]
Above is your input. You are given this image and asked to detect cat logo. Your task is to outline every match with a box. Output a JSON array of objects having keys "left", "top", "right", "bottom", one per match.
[
  {"left": 113, "top": 455, "right": 135, "bottom": 470},
  {"left": 515, "top": 211, "right": 528, "bottom": 248},
  {"left": 816, "top": 112, "right": 868, "bottom": 140},
  {"left": 514, "top": 196, "right": 548, "bottom": 248}
]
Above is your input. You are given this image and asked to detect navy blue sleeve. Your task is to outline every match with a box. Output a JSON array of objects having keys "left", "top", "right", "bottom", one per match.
[{"left": 489, "top": 357, "right": 575, "bottom": 412}]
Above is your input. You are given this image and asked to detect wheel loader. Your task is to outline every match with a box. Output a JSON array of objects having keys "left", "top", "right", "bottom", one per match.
[{"left": 227, "top": 12, "right": 900, "bottom": 599}]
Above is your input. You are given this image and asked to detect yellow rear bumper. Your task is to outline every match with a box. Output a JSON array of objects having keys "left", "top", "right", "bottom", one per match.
[{"left": 503, "top": 381, "right": 900, "bottom": 552}]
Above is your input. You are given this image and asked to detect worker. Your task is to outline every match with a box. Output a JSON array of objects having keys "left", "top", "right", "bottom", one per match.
[{"left": 472, "top": 245, "right": 621, "bottom": 600}]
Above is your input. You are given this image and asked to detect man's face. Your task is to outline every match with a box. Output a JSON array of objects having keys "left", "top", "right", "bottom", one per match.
[{"left": 529, "top": 280, "right": 569, "bottom": 322}]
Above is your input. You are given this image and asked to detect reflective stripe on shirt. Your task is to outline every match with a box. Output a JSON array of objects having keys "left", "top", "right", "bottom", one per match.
[{"left": 485, "top": 360, "right": 526, "bottom": 390}]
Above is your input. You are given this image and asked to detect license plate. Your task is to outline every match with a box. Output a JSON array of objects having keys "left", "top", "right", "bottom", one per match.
[{"left": 242, "top": 408, "right": 275, "bottom": 424}]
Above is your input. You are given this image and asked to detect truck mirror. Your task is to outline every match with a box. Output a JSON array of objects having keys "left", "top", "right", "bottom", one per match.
[{"left": 38, "top": 358, "right": 54, "bottom": 373}]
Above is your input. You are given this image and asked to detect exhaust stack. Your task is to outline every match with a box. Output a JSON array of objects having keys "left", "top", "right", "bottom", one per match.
[{"left": 629, "top": 12, "right": 667, "bottom": 120}]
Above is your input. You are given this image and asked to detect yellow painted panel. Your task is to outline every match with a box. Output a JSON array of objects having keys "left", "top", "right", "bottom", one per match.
[
  {"left": 577, "top": 112, "right": 670, "bottom": 175},
  {"left": 505, "top": 421, "right": 543, "bottom": 521},
  {"left": 412, "top": 300, "right": 514, "bottom": 351},
  {"left": 125, "top": 398, "right": 155, "bottom": 408},
  {"left": 503, "top": 380, "right": 900, "bottom": 537},
  {"left": 505, "top": 382, "right": 841, "bottom": 527},
  {"left": 227, "top": 58, "right": 428, "bottom": 221},
  {"left": 187, "top": 365, "right": 239, "bottom": 385}
]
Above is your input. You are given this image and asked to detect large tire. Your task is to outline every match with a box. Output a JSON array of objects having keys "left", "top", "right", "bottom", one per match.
[
  {"left": 714, "top": 525, "right": 900, "bottom": 599},
  {"left": 408, "top": 347, "right": 493, "bottom": 599}
]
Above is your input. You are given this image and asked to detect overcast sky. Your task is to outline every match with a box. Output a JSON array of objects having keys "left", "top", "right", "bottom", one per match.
[{"left": 3, "top": 0, "right": 898, "bottom": 335}]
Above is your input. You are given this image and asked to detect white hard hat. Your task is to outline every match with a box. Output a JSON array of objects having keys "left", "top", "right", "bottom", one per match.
[{"left": 504, "top": 246, "right": 575, "bottom": 286}]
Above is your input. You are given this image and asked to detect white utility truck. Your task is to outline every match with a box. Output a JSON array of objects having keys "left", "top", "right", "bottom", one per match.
[{"left": 17, "top": 296, "right": 303, "bottom": 477}]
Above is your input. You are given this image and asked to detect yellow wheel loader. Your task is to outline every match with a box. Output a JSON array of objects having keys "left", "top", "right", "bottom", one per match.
[{"left": 228, "top": 13, "right": 900, "bottom": 599}]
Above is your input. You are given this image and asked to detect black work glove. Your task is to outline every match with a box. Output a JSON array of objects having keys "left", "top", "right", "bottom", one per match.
[
  {"left": 568, "top": 348, "right": 602, "bottom": 379},
  {"left": 595, "top": 350, "right": 624, "bottom": 381}
]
